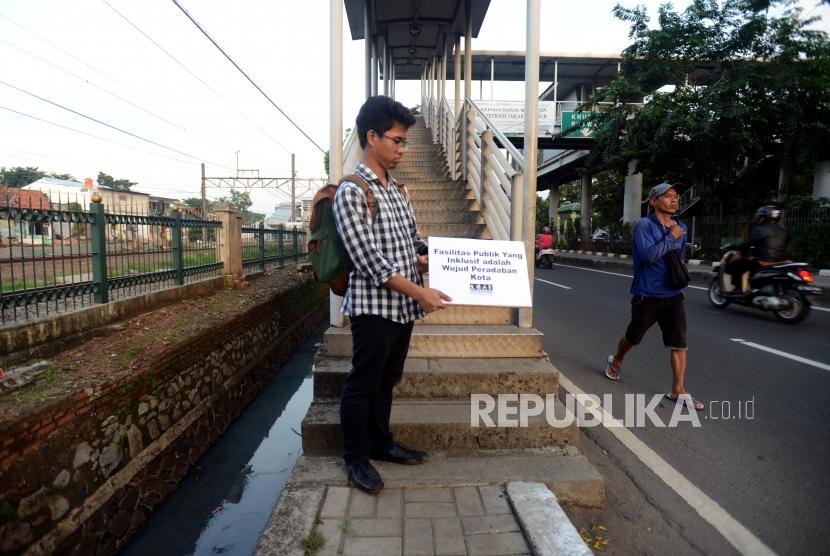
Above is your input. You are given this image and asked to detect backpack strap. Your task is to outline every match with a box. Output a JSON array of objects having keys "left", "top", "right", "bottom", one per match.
[{"left": 339, "top": 174, "right": 377, "bottom": 219}]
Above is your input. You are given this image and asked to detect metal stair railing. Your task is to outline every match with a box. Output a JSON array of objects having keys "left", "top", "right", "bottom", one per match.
[{"left": 424, "top": 95, "right": 526, "bottom": 242}]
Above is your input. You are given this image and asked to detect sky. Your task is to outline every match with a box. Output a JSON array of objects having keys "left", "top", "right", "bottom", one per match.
[{"left": 1, "top": 0, "right": 828, "bottom": 215}]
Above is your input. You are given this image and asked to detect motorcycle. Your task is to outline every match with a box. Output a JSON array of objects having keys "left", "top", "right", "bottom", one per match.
[
  {"left": 708, "top": 251, "right": 823, "bottom": 324},
  {"left": 535, "top": 247, "right": 558, "bottom": 269}
]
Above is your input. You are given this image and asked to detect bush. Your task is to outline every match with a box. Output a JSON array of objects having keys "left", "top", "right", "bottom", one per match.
[{"left": 790, "top": 221, "right": 830, "bottom": 268}]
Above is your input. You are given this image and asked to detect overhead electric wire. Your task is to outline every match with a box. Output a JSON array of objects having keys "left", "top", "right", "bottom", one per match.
[
  {"left": 101, "top": 0, "right": 309, "bottom": 174},
  {"left": 1, "top": 14, "right": 288, "bottom": 177},
  {"left": 0, "top": 12, "right": 140, "bottom": 96},
  {"left": 169, "top": 0, "right": 326, "bottom": 154},
  {"left": 0, "top": 37, "right": 186, "bottom": 132},
  {"left": 0, "top": 80, "right": 233, "bottom": 171},
  {"left": 0, "top": 104, "right": 223, "bottom": 170}
]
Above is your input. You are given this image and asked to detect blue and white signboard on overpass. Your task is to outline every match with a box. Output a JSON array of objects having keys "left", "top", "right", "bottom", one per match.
[{"left": 475, "top": 100, "right": 557, "bottom": 137}]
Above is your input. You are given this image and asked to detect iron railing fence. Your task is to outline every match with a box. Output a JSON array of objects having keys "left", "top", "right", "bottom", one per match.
[
  {"left": 241, "top": 224, "right": 306, "bottom": 272},
  {"left": 0, "top": 200, "right": 222, "bottom": 327}
]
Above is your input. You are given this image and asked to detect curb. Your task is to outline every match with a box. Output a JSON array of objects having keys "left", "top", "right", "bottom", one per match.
[{"left": 507, "top": 481, "right": 593, "bottom": 556}]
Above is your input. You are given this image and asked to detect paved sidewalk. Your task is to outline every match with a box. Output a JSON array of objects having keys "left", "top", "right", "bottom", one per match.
[{"left": 313, "top": 484, "right": 529, "bottom": 556}]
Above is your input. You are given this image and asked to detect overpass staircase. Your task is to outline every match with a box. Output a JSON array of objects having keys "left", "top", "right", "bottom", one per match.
[{"left": 296, "top": 116, "right": 604, "bottom": 507}]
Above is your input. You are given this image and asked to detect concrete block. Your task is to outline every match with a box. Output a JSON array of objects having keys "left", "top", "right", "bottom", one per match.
[
  {"left": 466, "top": 532, "right": 529, "bottom": 556},
  {"left": 453, "top": 487, "right": 484, "bottom": 517},
  {"left": 405, "top": 488, "right": 452, "bottom": 502},
  {"left": 461, "top": 515, "right": 521, "bottom": 535},
  {"left": 433, "top": 518, "right": 466, "bottom": 556},
  {"left": 405, "top": 502, "right": 457, "bottom": 518},
  {"left": 320, "top": 486, "right": 350, "bottom": 518},
  {"left": 377, "top": 488, "right": 403, "bottom": 518},
  {"left": 404, "top": 518, "right": 434, "bottom": 556},
  {"left": 478, "top": 485, "right": 511, "bottom": 515},
  {"left": 506, "top": 481, "right": 592, "bottom": 556},
  {"left": 349, "top": 489, "right": 377, "bottom": 517},
  {"left": 254, "top": 485, "right": 325, "bottom": 556},
  {"left": 349, "top": 518, "right": 403, "bottom": 537},
  {"left": 343, "top": 537, "right": 402, "bottom": 556},
  {"left": 317, "top": 519, "right": 344, "bottom": 556}
]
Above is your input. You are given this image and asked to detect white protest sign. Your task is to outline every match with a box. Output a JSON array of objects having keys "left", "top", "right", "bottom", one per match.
[{"left": 427, "top": 236, "right": 532, "bottom": 307}]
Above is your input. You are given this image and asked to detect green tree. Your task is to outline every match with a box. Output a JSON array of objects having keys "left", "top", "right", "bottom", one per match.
[
  {"left": 584, "top": 0, "right": 830, "bottom": 249},
  {"left": 0, "top": 166, "right": 46, "bottom": 187},
  {"left": 217, "top": 189, "right": 262, "bottom": 224},
  {"left": 47, "top": 173, "right": 77, "bottom": 181},
  {"left": 97, "top": 171, "right": 136, "bottom": 191},
  {"left": 535, "top": 194, "right": 551, "bottom": 231}
]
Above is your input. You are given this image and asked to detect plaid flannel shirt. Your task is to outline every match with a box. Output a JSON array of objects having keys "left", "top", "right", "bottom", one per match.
[{"left": 333, "top": 162, "right": 425, "bottom": 323}]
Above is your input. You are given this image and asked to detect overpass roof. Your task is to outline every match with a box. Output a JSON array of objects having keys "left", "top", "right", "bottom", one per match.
[{"left": 345, "top": 0, "right": 492, "bottom": 81}]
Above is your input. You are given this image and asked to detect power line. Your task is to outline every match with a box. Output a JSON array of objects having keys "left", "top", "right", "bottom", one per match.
[
  {"left": 0, "top": 37, "right": 186, "bottom": 132},
  {"left": 0, "top": 12, "right": 140, "bottom": 96},
  {"left": 101, "top": 0, "right": 312, "bottom": 174},
  {"left": 0, "top": 104, "right": 221, "bottom": 170},
  {"left": 0, "top": 80, "right": 233, "bottom": 171},
  {"left": 169, "top": 0, "right": 326, "bottom": 154}
]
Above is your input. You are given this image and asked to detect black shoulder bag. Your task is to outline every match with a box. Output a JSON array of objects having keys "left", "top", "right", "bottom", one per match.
[{"left": 661, "top": 223, "right": 691, "bottom": 289}]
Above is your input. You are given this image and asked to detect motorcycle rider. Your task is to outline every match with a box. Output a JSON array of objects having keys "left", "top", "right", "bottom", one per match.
[
  {"left": 725, "top": 206, "right": 790, "bottom": 293},
  {"left": 536, "top": 226, "right": 555, "bottom": 251}
]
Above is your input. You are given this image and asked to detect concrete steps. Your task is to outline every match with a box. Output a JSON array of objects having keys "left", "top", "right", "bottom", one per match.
[
  {"left": 409, "top": 188, "right": 473, "bottom": 201},
  {"left": 312, "top": 356, "right": 557, "bottom": 399},
  {"left": 420, "top": 223, "right": 489, "bottom": 239},
  {"left": 320, "top": 324, "right": 545, "bottom": 358},
  {"left": 301, "top": 398, "right": 580, "bottom": 456},
  {"left": 288, "top": 451, "right": 604, "bottom": 508},
  {"left": 414, "top": 210, "right": 483, "bottom": 225},
  {"left": 410, "top": 198, "right": 477, "bottom": 211},
  {"left": 417, "top": 304, "right": 511, "bottom": 324}
]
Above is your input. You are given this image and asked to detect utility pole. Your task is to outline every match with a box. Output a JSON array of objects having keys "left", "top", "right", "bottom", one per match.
[
  {"left": 291, "top": 154, "right": 296, "bottom": 222},
  {"left": 200, "top": 163, "right": 207, "bottom": 216}
]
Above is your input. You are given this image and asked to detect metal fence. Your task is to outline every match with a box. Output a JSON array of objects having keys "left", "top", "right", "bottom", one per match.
[
  {"left": 0, "top": 201, "right": 222, "bottom": 326},
  {"left": 241, "top": 224, "right": 306, "bottom": 272}
]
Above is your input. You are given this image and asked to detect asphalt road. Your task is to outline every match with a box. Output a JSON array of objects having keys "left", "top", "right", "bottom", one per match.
[{"left": 533, "top": 262, "right": 830, "bottom": 555}]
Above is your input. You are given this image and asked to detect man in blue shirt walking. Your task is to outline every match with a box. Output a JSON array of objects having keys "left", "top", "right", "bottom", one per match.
[{"left": 604, "top": 183, "right": 704, "bottom": 411}]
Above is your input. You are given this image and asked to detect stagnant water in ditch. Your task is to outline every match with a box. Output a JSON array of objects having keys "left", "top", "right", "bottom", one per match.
[{"left": 120, "top": 319, "right": 327, "bottom": 556}]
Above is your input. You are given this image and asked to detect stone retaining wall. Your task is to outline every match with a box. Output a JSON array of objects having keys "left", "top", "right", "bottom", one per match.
[{"left": 0, "top": 278, "right": 328, "bottom": 555}]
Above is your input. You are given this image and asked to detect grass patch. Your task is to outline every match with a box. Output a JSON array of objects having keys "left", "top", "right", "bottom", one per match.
[
  {"left": 339, "top": 519, "right": 352, "bottom": 534},
  {"left": 1, "top": 365, "right": 71, "bottom": 410},
  {"left": 300, "top": 520, "right": 325, "bottom": 556}
]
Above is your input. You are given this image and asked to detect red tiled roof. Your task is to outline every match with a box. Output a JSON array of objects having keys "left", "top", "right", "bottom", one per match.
[{"left": 0, "top": 187, "right": 50, "bottom": 210}]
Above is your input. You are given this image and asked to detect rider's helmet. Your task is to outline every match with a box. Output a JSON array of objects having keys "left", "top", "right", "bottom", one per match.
[
  {"left": 542, "top": 226, "right": 551, "bottom": 234},
  {"left": 754, "top": 205, "right": 782, "bottom": 225}
]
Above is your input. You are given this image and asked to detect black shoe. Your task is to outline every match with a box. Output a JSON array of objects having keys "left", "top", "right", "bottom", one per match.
[
  {"left": 348, "top": 461, "right": 384, "bottom": 494},
  {"left": 370, "top": 443, "right": 427, "bottom": 465}
]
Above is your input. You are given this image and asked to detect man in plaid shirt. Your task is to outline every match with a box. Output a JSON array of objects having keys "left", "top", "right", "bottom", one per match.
[{"left": 333, "top": 96, "right": 451, "bottom": 494}]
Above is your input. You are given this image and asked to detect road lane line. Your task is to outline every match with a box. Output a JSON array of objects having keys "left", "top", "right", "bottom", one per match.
[
  {"left": 813, "top": 306, "right": 830, "bottom": 313},
  {"left": 552, "top": 263, "right": 708, "bottom": 290},
  {"left": 557, "top": 373, "right": 776, "bottom": 556},
  {"left": 730, "top": 338, "right": 830, "bottom": 372},
  {"left": 535, "top": 278, "right": 572, "bottom": 290}
]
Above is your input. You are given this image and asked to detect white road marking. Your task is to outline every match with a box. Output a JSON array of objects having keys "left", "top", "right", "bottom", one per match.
[
  {"left": 557, "top": 373, "right": 776, "bottom": 556},
  {"left": 730, "top": 338, "right": 830, "bottom": 372},
  {"left": 813, "top": 306, "right": 830, "bottom": 313},
  {"left": 552, "top": 263, "right": 708, "bottom": 290},
  {"left": 535, "top": 278, "right": 572, "bottom": 290}
]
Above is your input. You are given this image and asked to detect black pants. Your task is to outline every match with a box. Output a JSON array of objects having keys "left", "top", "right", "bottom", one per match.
[{"left": 340, "top": 314, "right": 414, "bottom": 465}]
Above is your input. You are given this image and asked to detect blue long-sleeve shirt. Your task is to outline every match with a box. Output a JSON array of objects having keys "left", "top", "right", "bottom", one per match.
[{"left": 630, "top": 214, "right": 687, "bottom": 298}]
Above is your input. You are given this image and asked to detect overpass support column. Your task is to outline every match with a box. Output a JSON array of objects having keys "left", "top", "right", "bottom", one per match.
[
  {"left": 364, "top": 4, "right": 371, "bottom": 99},
  {"left": 331, "top": 0, "right": 345, "bottom": 327},
  {"left": 813, "top": 161, "right": 830, "bottom": 200},
  {"left": 464, "top": 8, "right": 472, "bottom": 102},
  {"left": 549, "top": 185, "right": 559, "bottom": 231},
  {"left": 623, "top": 159, "right": 643, "bottom": 223},
  {"left": 580, "top": 173, "right": 592, "bottom": 247}
]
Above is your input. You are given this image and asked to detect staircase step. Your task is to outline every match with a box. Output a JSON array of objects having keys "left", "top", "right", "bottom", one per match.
[
  {"left": 288, "top": 451, "right": 604, "bottom": 507},
  {"left": 411, "top": 199, "right": 476, "bottom": 211},
  {"left": 313, "top": 356, "right": 557, "bottom": 399},
  {"left": 420, "top": 223, "right": 489, "bottom": 238},
  {"left": 321, "top": 324, "right": 545, "bottom": 358},
  {"left": 415, "top": 211, "right": 483, "bottom": 225},
  {"left": 301, "top": 398, "right": 580, "bottom": 456},
  {"left": 417, "top": 304, "right": 510, "bottom": 324},
  {"left": 409, "top": 189, "right": 473, "bottom": 201}
]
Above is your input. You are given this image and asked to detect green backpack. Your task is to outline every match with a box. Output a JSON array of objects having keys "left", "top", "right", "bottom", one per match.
[
  {"left": 307, "top": 174, "right": 376, "bottom": 296},
  {"left": 307, "top": 174, "right": 409, "bottom": 295}
]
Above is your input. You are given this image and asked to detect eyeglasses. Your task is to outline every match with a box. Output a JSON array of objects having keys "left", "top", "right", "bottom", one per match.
[{"left": 382, "top": 134, "right": 409, "bottom": 151}]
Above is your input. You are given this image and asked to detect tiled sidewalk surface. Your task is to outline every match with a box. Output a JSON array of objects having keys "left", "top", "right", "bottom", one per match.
[{"left": 312, "top": 484, "right": 531, "bottom": 556}]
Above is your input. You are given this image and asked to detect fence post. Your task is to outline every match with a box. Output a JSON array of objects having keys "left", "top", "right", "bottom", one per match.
[
  {"left": 293, "top": 230, "right": 299, "bottom": 262},
  {"left": 258, "top": 222, "right": 266, "bottom": 270},
  {"left": 90, "top": 198, "right": 108, "bottom": 304},
  {"left": 171, "top": 209, "right": 184, "bottom": 285},
  {"left": 215, "top": 203, "right": 243, "bottom": 286}
]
